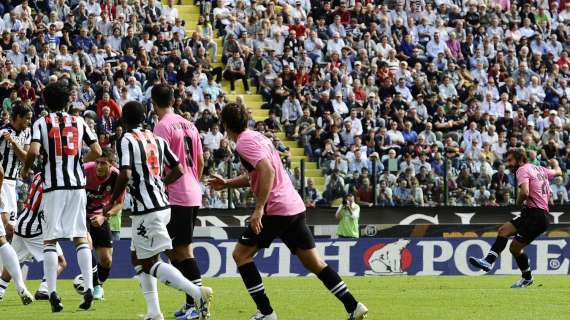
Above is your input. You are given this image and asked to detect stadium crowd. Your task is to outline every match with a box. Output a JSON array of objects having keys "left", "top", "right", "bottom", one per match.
[{"left": 0, "top": 0, "right": 569, "bottom": 210}]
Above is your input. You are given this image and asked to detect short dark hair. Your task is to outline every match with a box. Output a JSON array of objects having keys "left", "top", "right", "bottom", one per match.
[
  {"left": 100, "top": 146, "right": 117, "bottom": 163},
  {"left": 220, "top": 103, "right": 248, "bottom": 134},
  {"left": 151, "top": 83, "right": 173, "bottom": 108},
  {"left": 122, "top": 101, "right": 146, "bottom": 127},
  {"left": 11, "top": 102, "right": 31, "bottom": 120},
  {"left": 507, "top": 147, "right": 528, "bottom": 164},
  {"left": 43, "top": 81, "right": 70, "bottom": 112}
]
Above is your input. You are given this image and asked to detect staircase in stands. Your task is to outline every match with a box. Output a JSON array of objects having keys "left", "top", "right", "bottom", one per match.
[{"left": 167, "top": 0, "right": 327, "bottom": 194}]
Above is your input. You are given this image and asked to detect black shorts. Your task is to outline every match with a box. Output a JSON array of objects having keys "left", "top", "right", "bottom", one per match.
[
  {"left": 167, "top": 206, "right": 199, "bottom": 247},
  {"left": 238, "top": 212, "right": 316, "bottom": 253},
  {"left": 89, "top": 220, "right": 113, "bottom": 248},
  {"left": 511, "top": 207, "right": 550, "bottom": 244}
]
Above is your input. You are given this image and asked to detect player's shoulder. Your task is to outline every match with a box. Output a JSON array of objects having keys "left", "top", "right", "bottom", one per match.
[{"left": 83, "top": 161, "right": 96, "bottom": 171}]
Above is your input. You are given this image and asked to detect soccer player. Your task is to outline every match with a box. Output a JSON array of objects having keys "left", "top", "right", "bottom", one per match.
[
  {"left": 0, "top": 103, "right": 34, "bottom": 305},
  {"left": 21, "top": 81, "right": 103, "bottom": 312},
  {"left": 84, "top": 147, "right": 124, "bottom": 300},
  {"left": 0, "top": 103, "right": 33, "bottom": 240},
  {"left": 152, "top": 84, "right": 206, "bottom": 320},
  {"left": 469, "top": 148, "right": 562, "bottom": 288},
  {"left": 208, "top": 103, "right": 368, "bottom": 320},
  {"left": 0, "top": 174, "right": 67, "bottom": 301},
  {"left": 104, "top": 101, "right": 212, "bottom": 320}
]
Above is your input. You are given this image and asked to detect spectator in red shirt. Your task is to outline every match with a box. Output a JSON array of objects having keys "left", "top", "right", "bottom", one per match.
[
  {"left": 96, "top": 92, "right": 122, "bottom": 118},
  {"left": 17, "top": 80, "right": 36, "bottom": 103},
  {"left": 356, "top": 177, "right": 374, "bottom": 207},
  {"left": 289, "top": 17, "right": 306, "bottom": 39},
  {"left": 334, "top": 2, "right": 352, "bottom": 25}
]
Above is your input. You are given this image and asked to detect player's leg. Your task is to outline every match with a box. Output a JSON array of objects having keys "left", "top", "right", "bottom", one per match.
[
  {"left": 233, "top": 215, "right": 280, "bottom": 319},
  {"left": 132, "top": 251, "right": 162, "bottom": 320},
  {"left": 469, "top": 221, "right": 517, "bottom": 272},
  {"left": 69, "top": 190, "right": 94, "bottom": 310},
  {"left": 0, "top": 223, "right": 32, "bottom": 305},
  {"left": 285, "top": 213, "right": 367, "bottom": 319},
  {"left": 133, "top": 209, "right": 212, "bottom": 319},
  {"left": 296, "top": 248, "right": 367, "bottom": 319},
  {"left": 91, "top": 221, "right": 114, "bottom": 300},
  {"left": 166, "top": 206, "right": 203, "bottom": 319},
  {"left": 510, "top": 208, "right": 549, "bottom": 288},
  {"left": 509, "top": 239, "right": 533, "bottom": 288},
  {"left": 233, "top": 242, "right": 276, "bottom": 319}
]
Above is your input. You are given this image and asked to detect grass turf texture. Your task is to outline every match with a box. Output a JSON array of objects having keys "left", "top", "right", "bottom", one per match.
[{"left": 0, "top": 276, "right": 568, "bottom": 320}]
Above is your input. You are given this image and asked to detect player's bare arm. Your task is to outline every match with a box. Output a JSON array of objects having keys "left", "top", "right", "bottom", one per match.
[
  {"left": 20, "top": 141, "right": 40, "bottom": 179},
  {"left": 163, "top": 164, "right": 184, "bottom": 186},
  {"left": 207, "top": 173, "right": 249, "bottom": 190},
  {"left": 197, "top": 153, "right": 204, "bottom": 181},
  {"left": 548, "top": 159, "right": 563, "bottom": 176},
  {"left": 251, "top": 159, "right": 275, "bottom": 235},
  {"left": 516, "top": 182, "right": 529, "bottom": 207},
  {"left": 91, "top": 202, "right": 123, "bottom": 228},
  {"left": 84, "top": 142, "right": 103, "bottom": 163},
  {"left": 104, "top": 168, "right": 130, "bottom": 217}
]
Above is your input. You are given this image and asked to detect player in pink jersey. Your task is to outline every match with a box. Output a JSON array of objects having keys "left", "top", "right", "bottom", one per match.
[
  {"left": 470, "top": 148, "right": 562, "bottom": 288},
  {"left": 84, "top": 147, "right": 124, "bottom": 300},
  {"left": 151, "top": 84, "right": 206, "bottom": 320},
  {"left": 208, "top": 103, "right": 368, "bottom": 320}
]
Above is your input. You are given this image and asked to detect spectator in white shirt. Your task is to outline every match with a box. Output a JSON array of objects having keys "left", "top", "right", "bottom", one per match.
[
  {"left": 426, "top": 32, "right": 448, "bottom": 59},
  {"left": 327, "top": 32, "right": 345, "bottom": 56},
  {"left": 332, "top": 91, "right": 349, "bottom": 116},
  {"left": 203, "top": 124, "right": 224, "bottom": 150}
]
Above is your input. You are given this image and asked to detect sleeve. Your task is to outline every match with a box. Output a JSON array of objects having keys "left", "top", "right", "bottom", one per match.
[
  {"left": 24, "top": 128, "right": 31, "bottom": 145},
  {"left": 153, "top": 123, "right": 169, "bottom": 143},
  {"left": 546, "top": 168, "right": 557, "bottom": 181},
  {"left": 161, "top": 137, "right": 180, "bottom": 168},
  {"left": 516, "top": 167, "right": 530, "bottom": 186},
  {"left": 81, "top": 118, "right": 98, "bottom": 146},
  {"left": 352, "top": 204, "right": 360, "bottom": 219},
  {"left": 235, "top": 136, "right": 265, "bottom": 169},
  {"left": 118, "top": 136, "right": 131, "bottom": 169},
  {"left": 31, "top": 118, "right": 42, "bottom": 143}
]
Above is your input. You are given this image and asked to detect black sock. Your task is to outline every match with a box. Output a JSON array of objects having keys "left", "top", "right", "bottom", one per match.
[
  {"left": 91, "top": 252, "right": 101, "bottom": 287},
  {"left": 97, "top": 264, "right": 111, "bottom": 284},
  {"left": 317, "top": 266, "right": 358, "bottom": 313},
  {"left": 515, "top": 253, "right": 532, "bottom": 280},
  {"left": 238, "top": 262, "right": 273, "bottom": 315},
  {"left": 485, "top": 236, "right": 508, "bottom": 263},
  {"left": 172, "top": 258, "right": 202, "bottom": 306}
]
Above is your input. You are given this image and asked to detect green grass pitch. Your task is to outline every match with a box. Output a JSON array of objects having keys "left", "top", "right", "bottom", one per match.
[{"left": 0, "top": 276, "right": 568, "bottom": 319}]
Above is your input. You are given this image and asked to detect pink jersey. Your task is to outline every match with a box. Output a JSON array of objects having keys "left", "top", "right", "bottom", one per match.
[
  {"left": 516, "top": 163, "right": 556, "bottom": 212},
  {"left": 236, "top": 129, "right": 305, "bottom": 216},
  {"left": 84, "top": 162, "right": 122, "bottom": 217},
  {"left": 154, "top": 112, "right": 203, "bottom": 207}
]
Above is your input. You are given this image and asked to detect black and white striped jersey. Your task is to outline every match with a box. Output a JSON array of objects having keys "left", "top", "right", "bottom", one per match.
[
  {"left": 15, "top": 173, "right": 43, "bottom": 238},
  {"left": 31, "top": 113, "right": 98, "bottom": 192},
  {"left": 117, "top": 128, "right": 180, "bottom": 215},
  {"left": 0, "top": 125, "right": 31, "bottom": 180}
]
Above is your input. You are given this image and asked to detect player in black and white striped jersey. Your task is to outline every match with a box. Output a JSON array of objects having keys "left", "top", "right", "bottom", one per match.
[
  {"left": 0, "top": 103, "right": 32, "bottom": 240},
  {"left": 104, "top": 101, "right": 212, "bottom": 320},
  {"left": 0, "top": 173, "right": 67, "bottom": 301},
  {"left": 21, "top": 82, "right": 102, "bottom": 313}
]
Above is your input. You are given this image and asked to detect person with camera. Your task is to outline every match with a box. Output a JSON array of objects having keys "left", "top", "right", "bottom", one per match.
[{"left": 335, "top": 194, "right": 360, "bottom": 239}]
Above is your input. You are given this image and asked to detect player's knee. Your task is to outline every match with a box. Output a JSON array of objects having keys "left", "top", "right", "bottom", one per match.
[
  {"left": 232, "top": 247, "right": 251, "bottom": 265},
  {"left": 497, "top": 226, "right": 509, "bottom": 237},
  {"left": 58, "top": 257, "right": 68, "bottom": 270},
  {"left": 509, "top": 243, "right": 522, "bottom": 256},
  {"left": 0, "top": 236, "right": 6, "bottom": 245},
  {"left": 100, "top": 255, "right": 112, "bottom": 268},
  {"left": 141, "top": 259, "right": 156, "bottom": 274}
]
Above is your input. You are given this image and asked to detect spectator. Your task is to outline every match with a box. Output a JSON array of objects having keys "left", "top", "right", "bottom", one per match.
[{"left": 335, "top": 194, "right": 360, "bottom": 239}]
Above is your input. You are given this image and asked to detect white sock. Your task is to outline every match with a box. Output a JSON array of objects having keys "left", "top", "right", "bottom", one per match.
[
  {"left": 38, "top": 279, "right": 48, "bottom": 292},
  {"left": 76, "top": 243, "right": 94, "bottom": 291},
  {"left": 150, "top": 262, "right": 201, "bottom": 300},
  {"left": 135, "top": 265, "right": 161, "bottom": 316},
  {"left": 0, "top": 243, "right": 25, "bottom": 292},
  {"left": 0, "top": 276, "right": 9, "bottom": 295},
  {"left": 43, "top": 244, "right": 58, "bottom": 293}
]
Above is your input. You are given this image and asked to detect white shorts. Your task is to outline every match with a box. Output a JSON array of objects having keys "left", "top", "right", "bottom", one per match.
[
  {"left": 0, "top": 179, "right": 18, "bottom": 225},
  {"left": 12, "top": 234, "right": 63, "bottom": 263},
  {"left": 130, "top": 209, "right": 172, "bottom": 259},
  {"left": 40, "top": 189, "right": 88, "bottom": 241}
]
